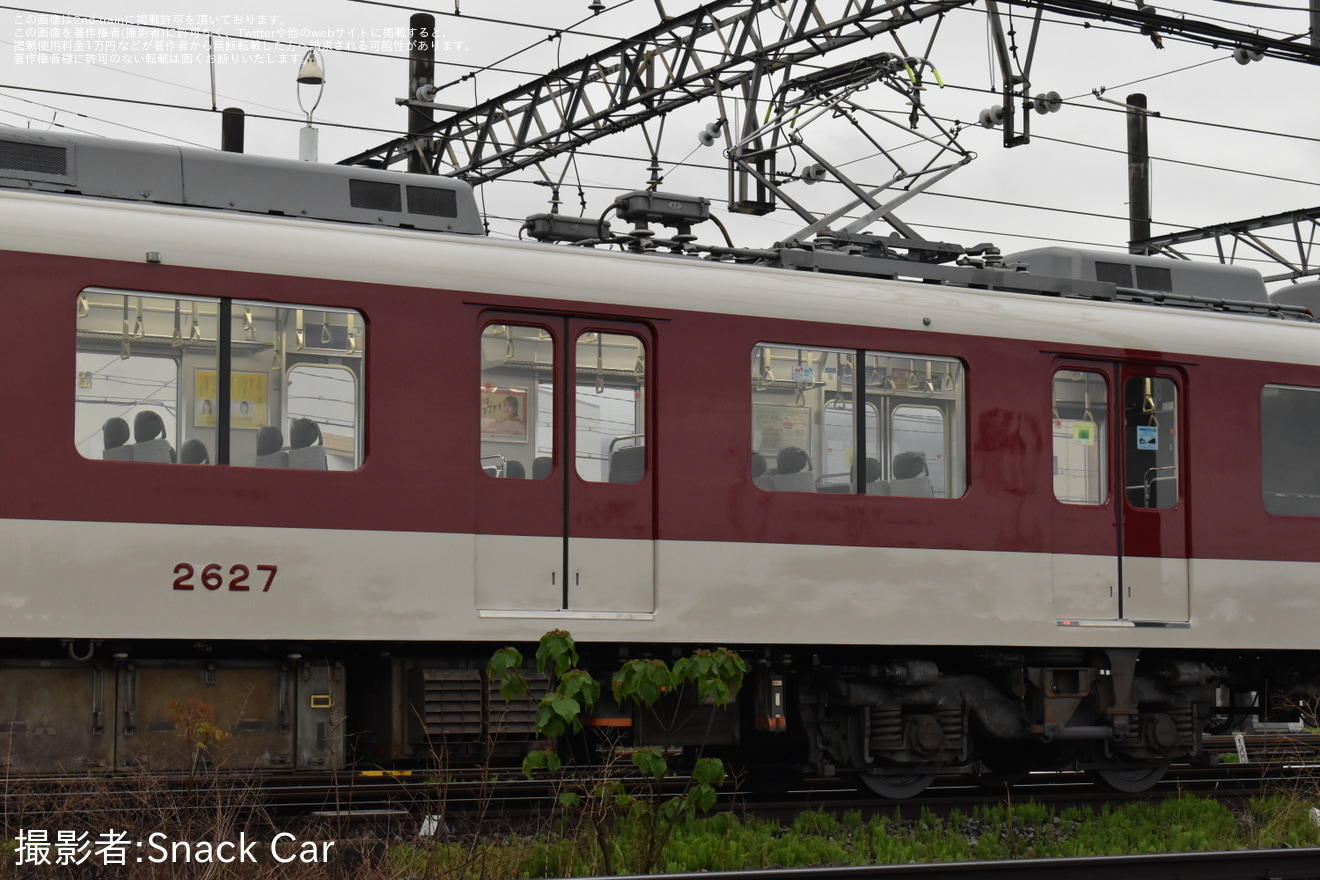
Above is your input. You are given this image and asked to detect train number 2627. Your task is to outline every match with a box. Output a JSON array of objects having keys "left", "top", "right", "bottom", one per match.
[{"left": 173, "top": 563, "right": 278, "bottom": 592}]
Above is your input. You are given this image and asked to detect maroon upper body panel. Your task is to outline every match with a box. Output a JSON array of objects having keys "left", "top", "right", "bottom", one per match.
[{"left": 8, "top": 249, "right": 1320, "bottom": 564}]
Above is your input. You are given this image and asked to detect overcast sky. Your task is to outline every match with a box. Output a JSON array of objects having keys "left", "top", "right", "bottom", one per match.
[{"left": 4, "top": 0, "right": 1318, "bottom": 287}]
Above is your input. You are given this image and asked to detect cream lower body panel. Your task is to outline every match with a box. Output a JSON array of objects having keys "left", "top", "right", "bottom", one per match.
[
  {"left": 474, "top": 534, "right": 655, "bottom": 614},
  {"left": 1, "top": 519, "right": 1316, "bottom": 651}
]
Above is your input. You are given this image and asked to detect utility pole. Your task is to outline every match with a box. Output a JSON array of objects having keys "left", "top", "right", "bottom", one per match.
[
  {"left": 408, "top": 13, "right": 436, "bottom": 174},
  {"left": 1127, "top": 93, "right": 1152, "bottom": 254}
]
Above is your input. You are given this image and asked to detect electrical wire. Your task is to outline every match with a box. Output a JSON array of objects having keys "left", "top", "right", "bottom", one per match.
[
  {"left": 347, "top": 0, "right": 633, "bottom": 42},
  {"left": 974, "top": 0, "right": 1303, "bottom": 42},
  {"left": 1208, "top": 0, "right": 1309, "bottom": 8},
  {"left": 487, "top": 150, "right": 1318, "bottom": 268},
  {"left": 931, "top": 79, "right": 1320, "bottom": 146},
  {"left": 0, "top": 83, "right": 407, "bottom": 136},
  {"left": 0, "top": 104, "right": 105, "bottom": 135},
  {"left": 8, "top": 1, "right": 1315, "bottom": 263},
  {"left": 349, "top": 0, "right": 645, "bottom": 100},
  {"left": 0, "top": 3, "right": 544, "bottom": 76},
  {"left": 1069, "top": 56, "right": 1230, "bottom": 97},
  {"left": 1023, "top": 130, "right": 1320, "bottom": 189},
  {"left": 0, "top": 85, "right": 213, "bottom": 147},
  {"left": 0, "top": 36, "right": 294, "bottom": 118},
  {"left": 1141, "top": 0, "right": 1305, "bottom": 32}
]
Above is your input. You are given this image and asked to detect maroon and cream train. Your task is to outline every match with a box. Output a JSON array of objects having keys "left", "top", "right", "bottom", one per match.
[{"left": 1, "top": 127, "right": 1317, "bottom": 795}]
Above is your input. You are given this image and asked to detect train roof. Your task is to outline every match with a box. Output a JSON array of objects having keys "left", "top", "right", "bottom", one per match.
[
  {"left": 2, "top": 131, "right": 1317, "bottom": 369},
  {"left": 1004, "top": 246, "right": 1270, "bottom": 304},
  {"left": 0, "top": 127, "right": 484, "bottom": 236}
]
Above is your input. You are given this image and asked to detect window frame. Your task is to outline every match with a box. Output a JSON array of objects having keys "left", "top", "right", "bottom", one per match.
[
  {"left": 76, "top": 287, "right": 366, "bottom": 470},
  {"left": 751, "top": 342, "right": 966, "bottom": 498}
]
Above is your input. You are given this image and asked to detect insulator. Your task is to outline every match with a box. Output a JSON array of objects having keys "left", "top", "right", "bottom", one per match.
[
  {"left": 1233, "top": 46, "right": 1264, "bottom": 64},
  {"left": 697, "top": 120, "right": 723, "bottom": 147},
  {"left": 801, "top": 164, "right": 827, "bottom": 185},
  {"left": 1032, "top": 91, "right": 1063, "bottom": 115},
  {"left": 588, "top": 0, "right": 605, "bottom": 12},
  {"left": 978, "top": 105, "right": 1004, "bottom": 129}
]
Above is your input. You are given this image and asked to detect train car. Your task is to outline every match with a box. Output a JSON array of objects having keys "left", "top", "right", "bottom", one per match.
[{"left": 2, "top": 127, "right": 1319, "bottom": 796}]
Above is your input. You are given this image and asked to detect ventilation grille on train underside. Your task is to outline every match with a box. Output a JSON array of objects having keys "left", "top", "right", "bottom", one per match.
[{"left": 410, "top": 668, "right": 549, "bottom": 739}]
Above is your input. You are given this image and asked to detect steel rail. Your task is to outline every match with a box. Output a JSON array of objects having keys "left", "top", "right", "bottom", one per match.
[{"left": 571, "top": 848, "right": 1320, "bottom": 880}]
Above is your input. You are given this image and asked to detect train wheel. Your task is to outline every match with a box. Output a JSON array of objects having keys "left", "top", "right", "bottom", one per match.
[
  {"left": 856, "top": 771, "right": 936, "bottom": 799},
  {"left": 1090, "top": 761, "right": 1169, "bottom": 793}
]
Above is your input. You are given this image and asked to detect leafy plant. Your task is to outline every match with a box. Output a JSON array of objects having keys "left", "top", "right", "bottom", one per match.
[
  {"left": 490, "top": 631, "right": 747, "bottom": 874},
  {"left": 164, "top": 698, "right": 232, "bottom": 776}
]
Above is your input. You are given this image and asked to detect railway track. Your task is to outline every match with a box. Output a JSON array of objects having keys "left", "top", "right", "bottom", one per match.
[
  {"left": 586, "top": 849, "right": 1320, "bottom": 880},
  {"left": 3, "top": 733, "right": 1319, "bottom": 828}
]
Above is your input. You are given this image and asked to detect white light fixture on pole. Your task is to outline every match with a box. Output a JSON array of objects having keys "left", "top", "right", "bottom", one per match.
[{"left": 297, "top": 49, "right": 325, "bottom": 162}]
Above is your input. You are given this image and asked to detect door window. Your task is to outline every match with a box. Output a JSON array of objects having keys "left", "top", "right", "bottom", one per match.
[
  {"left": 1124, "top": 377, "right": 1178, "bottom": 509},
  {"left": 479, "top": 323, "right": 554, "bottom": 480},
  {"left": 1052, "top": 370, "right": 1109, "bottom": 505},
  {"left": 574, "top": 332, "right": 646, "bottom": 484}
]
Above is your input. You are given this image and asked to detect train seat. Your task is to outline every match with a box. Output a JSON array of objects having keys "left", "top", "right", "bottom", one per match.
[
  {"left": 287, "top": 418, "right": 327, "bottom": 470},
  {"left": 179, "top": 439, "right": 210, "bottom": 465},
  {"left": 504, "top": 460, "right": 526, "bottom": 479},
  {"left": 288, "top": 446, "right": 327, "bottom": 470},
  {"left": 102, "top": 417, "right": 133, "bottom": 461},
  {"left": 771, "top": 446, "right": 816, "bottom": 492},
  {"left": 772, "top": 471, "right": 817, "bottom": 492},
  {"left": 608, "top": 444, "right": 645, "bottom": 484},
  {"left": 889, "top": 477, "right": 933, "bottom": 497},
  {"left": 131, "top": 440, "right": 172, "bottom": 463},
  {"left": 751, "top": 452, "right": 777, "bottom": 491},
  {"left": 863, "top": 457, "right": 890, "bottom": 495},
  {"left": 890, "top": 451, "right": 931, "bottom": 496},
  {"left": 532, "top": 456, "right": 553, "bottom": 480},
  {"left": 254, "top": 426, "right": 288, "bottom": 468},
  {"left": 132, "top": 411, "right": 174, "bottom": 463}
]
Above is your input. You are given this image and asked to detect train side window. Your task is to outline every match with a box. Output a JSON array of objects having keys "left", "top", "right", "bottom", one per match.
[
  {"left": 286, "top": 365, "right": 360, "bottom": 470},
  {"left": 76, "top": 290, "right": 213, "bottom": 462},
  {"left": 751, "top": 345, "right": 964, "bottom": 497},
  {"left": 1261, "top": 384, "right": 1320, "bottom": 516},
  {"left": 576, "top": 332, "right": 645, "bottom": 484},
  {"left": 1124, "top": 377, "right": 1178, "bottom": 509},
  {"left": 77, "top": 290, "right": 366, "bottom": 470},
  {"left": 228, "top": 303, "right": 366, "bottom": 471},
  {"left": 480, "top": 323, "right": 553, "bottom": 479},
  {"left": 1052, "top": 370, "right": 1109, "bottom": 505},
  {"left": 752, "top": 345, "right": 852, "bottom": 493},
  {"left": 874, "top": 353, "right": 965, "bottom": 499}
]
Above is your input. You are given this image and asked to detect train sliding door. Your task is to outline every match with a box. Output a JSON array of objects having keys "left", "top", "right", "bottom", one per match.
[
  {"left": 475, "top": 313, "right": 654, "bottom": 615},
  {"left": 1118, "top": 366, "right": 1189, "bottom": 623},
  {"left": 1050, "top": 362, "right": 1189, "bottom": 624}
]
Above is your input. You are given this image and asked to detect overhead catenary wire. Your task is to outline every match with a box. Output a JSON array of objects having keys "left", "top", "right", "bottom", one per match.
[
  {"left": 11, "top": 1, "right": 1313, "bottom": 151},
  {"left": 0, "top": 36, "right": 293, "bottom": 118},
  {"left": 0, "top": 3, "right": 544, "bottom": 76},
  {"left": 0, "top": 83, "right": 406, "bottom": 136},
  {"left": 0, "top": 87, "right": 213, "bottom": 147},
  {"left": 6, "top": 0, "right": 1316, "bottom": 271}
]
